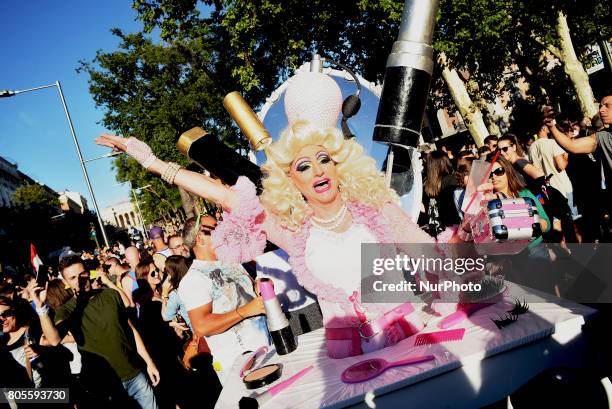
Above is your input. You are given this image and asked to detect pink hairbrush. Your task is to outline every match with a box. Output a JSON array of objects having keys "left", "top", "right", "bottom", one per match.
[{"left": 341, "top": 355, "right": 435, "bottom": 384}]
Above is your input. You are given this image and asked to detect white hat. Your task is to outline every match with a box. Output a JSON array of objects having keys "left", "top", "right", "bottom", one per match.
[{"left": 284, "top": 71, "right": 342, "bottom": 128}]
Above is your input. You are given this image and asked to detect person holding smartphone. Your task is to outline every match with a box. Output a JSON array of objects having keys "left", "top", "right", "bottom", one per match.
[
  {"left": 544, "top": 95, "right": 612, "bottom": 222},
  {"left": 29, "top": 255, "right": 160, "bottom": 409},
  {"left": 0, "top": 296, "right": 42, "bottom": 388}
]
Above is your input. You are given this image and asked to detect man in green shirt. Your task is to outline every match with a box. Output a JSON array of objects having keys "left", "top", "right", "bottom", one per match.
[{"left": 32, "top": 255, "right": 159, "bottom": 408}]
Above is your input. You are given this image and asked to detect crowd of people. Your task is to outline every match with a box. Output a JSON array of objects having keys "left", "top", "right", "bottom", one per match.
[
  {"left": 419, "top": 96, "right": 612, "bottom": 247},
  {"left": 1, "top": 220, "right": 248, "bottom": 408},
  {"left": 1, "top": 92, "right": 610, "bottom": 408}
]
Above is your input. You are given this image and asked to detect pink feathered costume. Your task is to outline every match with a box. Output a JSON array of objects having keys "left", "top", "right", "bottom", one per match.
[{"left": 212, "top": 176, "right": 448, "bottom": 358}]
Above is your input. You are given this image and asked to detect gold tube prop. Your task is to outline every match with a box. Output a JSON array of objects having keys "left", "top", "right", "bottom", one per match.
[{"left": 223, "top": 91, "right": 272, "bottom": 151}]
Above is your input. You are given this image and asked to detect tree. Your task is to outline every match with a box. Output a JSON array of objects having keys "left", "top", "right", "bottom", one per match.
[
  {"left": 435, "top": 0, "right": 610, "bottom": 120},
  {"left": 437, "top": 54, "right": 489, "bottom": 146},
  {"left": 12, "top": 184, "right": 59, "bottom": 211},
  {"left": 131, "top": 0, "right": 600, "bottom": 142},
  {"left": 78, "top": 30, "right": 239, "bottom": 222},
  {"left": 549, "top": 10, "right": 597, "bottom": 117},
  {"left": 84, "top": 0, "right": 610, "bottom": 177}
]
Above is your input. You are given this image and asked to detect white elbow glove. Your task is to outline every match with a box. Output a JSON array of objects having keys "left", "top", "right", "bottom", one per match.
[{"left": 125, "top": 137, "right": 157, "bottom": 169}]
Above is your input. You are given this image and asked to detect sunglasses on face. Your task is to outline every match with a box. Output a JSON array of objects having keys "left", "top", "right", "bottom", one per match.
[
  {"left": 498, "top": 145, "right": 513, "bottom": 153},
  {"left": 489, "top": 167, "right": 506, "bottom": 178},
  {"left": 150, "top": 269, "right": 160, "bottom": 278},
  {"left": 195, "top": 212, "right": 217, "bottom": 236},
  {"left": 102, "top": 264, "right": 112, "bottom": 272},
  {"left": 195, "top": 213, "right": 216, "bottom": 236}
]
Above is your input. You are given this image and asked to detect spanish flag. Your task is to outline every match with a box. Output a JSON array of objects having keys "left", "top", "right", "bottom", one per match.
[{"left": 30, "top": 242, "right": 43, "bottom": 274}]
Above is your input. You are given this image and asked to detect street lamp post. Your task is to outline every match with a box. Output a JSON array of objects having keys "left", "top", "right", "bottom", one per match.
[
  {"left": 117, "top": 181, "right": 150, "bottom": 240},
  {"left": 1, "top": 81, "right": 110, "bottom": 247},
  {"left": 131, "top": 185, "right": 150, "bottom": 240}
]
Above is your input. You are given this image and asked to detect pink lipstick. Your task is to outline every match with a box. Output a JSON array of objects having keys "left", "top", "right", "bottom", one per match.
[
  {"left": 312, "top": 178, "right": 331, "bottom": 193},
  {"left": 260, "top": 280, "right": 297, "bottom": 355}
]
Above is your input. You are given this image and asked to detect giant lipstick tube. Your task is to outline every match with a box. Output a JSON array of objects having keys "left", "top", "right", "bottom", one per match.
[
  {"left": 177, "top": 127, "right": 263, "bottom": 192},
  {"left": 373, "top": 0, "right": 439, "bottom": 147},
  {"left": 260, "top": 280, "right": 297, "bottom": 355}
]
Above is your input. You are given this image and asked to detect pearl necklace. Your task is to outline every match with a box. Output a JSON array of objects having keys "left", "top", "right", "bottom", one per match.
[{"left": 311, "top": 204, "right": 347, "bottom": 230}]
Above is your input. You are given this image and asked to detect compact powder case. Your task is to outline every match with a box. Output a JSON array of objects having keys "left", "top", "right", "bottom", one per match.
[
  {"left": 242, "top": 363, "right": 283, "bottom": 389},
  {"left": 240, "top": 346, "right": 283, "bottom": 389}
]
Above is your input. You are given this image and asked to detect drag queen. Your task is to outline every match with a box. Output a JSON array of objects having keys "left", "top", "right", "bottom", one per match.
[{"left": 96, "top": 72, "right": 448, "bottom": 358}]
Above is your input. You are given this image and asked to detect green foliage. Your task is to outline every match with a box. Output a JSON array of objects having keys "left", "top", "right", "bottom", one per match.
[
  {"left": 12, "top": 184, "right": 59, "bottom": 211},
  {"left": 127, "top": 0, "right": 609, "bottom": 114},
  {"left": 82, "top": 0, "right": 610, "bottom": 195},
  {"left": 131, "top": 0, "right": 406, "bottom": 87},
  {"left": 78, "top": 28, "right": 240, "bottom": 222},
  {"left": 433, "top": 0, "right": 609, "bottom": 113}
]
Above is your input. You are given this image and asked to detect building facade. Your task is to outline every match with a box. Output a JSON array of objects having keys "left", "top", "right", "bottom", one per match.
[
  {"left": 58, "top": 191, "right": 89, "bottom": 214},
  {"left": 0, "top": 156, "right": 58, "bottom": 209},
  {"left": 101, "top": 200, "right": 143, "bottom": 230},
  {"left": 0, "top": 156, "right": 22, "bottom": 207}
]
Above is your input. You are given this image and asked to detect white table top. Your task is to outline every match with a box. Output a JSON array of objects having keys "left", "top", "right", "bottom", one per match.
[{"left": 215, "top": 283, "right": 596, "bottom": 409}]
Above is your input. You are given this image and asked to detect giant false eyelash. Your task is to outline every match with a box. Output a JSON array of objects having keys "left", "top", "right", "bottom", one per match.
[
  {"left": 508, "top": 298, "right": 529, "bottom": 315},
  {"left": 492, "top": 313, "right": 519, "bottom": 329}
]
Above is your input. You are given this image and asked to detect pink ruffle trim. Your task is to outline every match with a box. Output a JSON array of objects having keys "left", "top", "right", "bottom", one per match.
[
  {"left": 437, "top": 226, "right": 458, "bottom": 243},
  {"left": 211, "top": 176, "right": 267, "bottom": 263},
  {"left": 288, "top": 202, "right": 396, "bottom": 319},
  {"left": 349, "top": 201, "right": 395, "bottom": 243}
]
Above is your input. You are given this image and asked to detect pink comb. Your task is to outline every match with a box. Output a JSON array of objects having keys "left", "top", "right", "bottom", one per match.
[{"left": 414, "top": 328, "right": 466, "bottom": 346}]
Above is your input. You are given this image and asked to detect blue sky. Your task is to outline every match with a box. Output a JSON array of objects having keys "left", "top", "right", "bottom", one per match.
[{"left": 0, "top": 1, "right": 147, "bottom": 210}]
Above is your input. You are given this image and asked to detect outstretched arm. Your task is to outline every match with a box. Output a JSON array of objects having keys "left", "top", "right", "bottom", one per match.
[
  {"left": 548, "top": 125, "right": 597, "bottom": 154},
  {"left": 26, "top": 282, "right": 64, "bottom": 346},
  {"left": 541, "top": 108, "right": 597, "bottom": 154},
  {"left": 149, "top": 158, "right": 237, "bottom": 209},
  {"left": 95, "top": 134, "right": 237, "bottom": 210}
]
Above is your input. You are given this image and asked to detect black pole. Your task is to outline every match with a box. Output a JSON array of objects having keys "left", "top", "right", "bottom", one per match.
[{"left": 373, "top": 0, "right": 440, "bottom": 148}]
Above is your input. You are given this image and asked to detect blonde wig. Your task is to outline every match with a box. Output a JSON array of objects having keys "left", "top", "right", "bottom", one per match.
[{"left": 261, "top": 121, "right": 397, "bottom": 231}]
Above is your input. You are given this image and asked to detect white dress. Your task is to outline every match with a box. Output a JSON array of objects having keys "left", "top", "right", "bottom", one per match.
[
  {"left": 305, "top": 223, "right": 393, "bottom": 352},
  {"left": 305, "top": 223, "right": 378, "bottom": 298}
]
